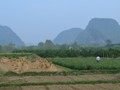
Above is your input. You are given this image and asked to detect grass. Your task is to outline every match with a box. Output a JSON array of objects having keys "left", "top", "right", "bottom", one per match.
[
  {"left": 0, "top": 70, "right": 119, "bottom": 77},
  {"left": 48, "top": 57, "right": 120, "bottom": 70},
  {"left": 0, "top": 80, "right": 120, "bottom": 87},
  {"left": 0, "top": 53, "right": 31, "bottom": 58},
  {"left": 55, "top": 64, "right": 73, "bottom": 71},
  {"left": 0, "top": 55, "right": 120, "bottom": 88}
]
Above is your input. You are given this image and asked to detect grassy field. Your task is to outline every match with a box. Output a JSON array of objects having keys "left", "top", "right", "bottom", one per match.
[
  {"left": 0, "top": 54, "right": 120, "bottom": 90},
  {"left": 0, "top": 74, "right": 120, "bottom": 83},
  {"left": 1, "top": 83, "right": 120, "bottom": 90},
  {"left": 0, "top": 74, "right": 120, "bottom": 86},
  {"left": 48, "top": 57, "right": 120, "bottom": 70}
]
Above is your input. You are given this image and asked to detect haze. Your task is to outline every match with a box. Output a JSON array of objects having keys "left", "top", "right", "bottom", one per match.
[{"left": 0, "top": 0, "right": 120, "bottom": 45}]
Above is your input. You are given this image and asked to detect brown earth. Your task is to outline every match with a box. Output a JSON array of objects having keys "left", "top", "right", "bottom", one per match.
[
  {"left": 0, "top": 84, "right": 120, "bottom": 90},
  {"left": 0, "top": 74, "right": 119, "bottom": 83},
  {"left": 0, "top": 55, "right": 58, "bottom": 73}
]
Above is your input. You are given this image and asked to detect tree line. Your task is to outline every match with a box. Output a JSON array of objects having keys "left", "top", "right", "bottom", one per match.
[
  {"left": 14, "top": 48, "right": 120, "bottom": 58},
  {"left": 1, "top": 40, "right": 120, "bottom": 58}
]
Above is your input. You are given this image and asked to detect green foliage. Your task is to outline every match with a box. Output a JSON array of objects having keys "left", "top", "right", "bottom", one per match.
[
  {"left": 1, "top": 43, "right": 16, "bottom": 52},
  {"left": 14, "top": 48, "right": 120, "bottom": 58},
  {"left": 2, "top": 70, "right": 120, "bottom": 76},
  {"left": 48, "top": 57, "right": 120, "bottom": 70},
  {"left": 0, "top": 80, "right": 120, "bottom": 87},
  {"left": 106, "top": 39, "right": 112, "bottom": 46},
  {"left": 0, "top": 53, "right": 30, "bottom": 58},
  {"left": 37, "top": 40, "right": 55, "bottom": 50},
  {"left": 3, "top": 71, "right": 81, "bottom": 76}
]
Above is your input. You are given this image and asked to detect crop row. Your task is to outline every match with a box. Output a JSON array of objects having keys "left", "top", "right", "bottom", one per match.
[
  {"left": 14, "top": 49, "right": 120, "bottom": 58},
  {"left": 0, "top": 80, "right": 120, "bottom": 87}
]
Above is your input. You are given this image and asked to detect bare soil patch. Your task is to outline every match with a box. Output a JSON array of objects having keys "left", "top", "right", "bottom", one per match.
[{"left": 0, "top": 55, "right": 58, "bottom": 73}]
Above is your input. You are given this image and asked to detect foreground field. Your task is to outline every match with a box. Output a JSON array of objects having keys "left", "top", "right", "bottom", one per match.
[
  {"left": 0, "top": 83, "right": 120, "bottom": 90},
  {"left": 48, "top": 57, "right": 120, "bottom": 70},
  {"left": 0, "top": 74, "right": 120, "bottom": 90},
  {"left": 0, "top": 74, "right": 120, "bottom": 83},
  {"left": 0, "top": 54, "right": 120, "bottom": 90}
]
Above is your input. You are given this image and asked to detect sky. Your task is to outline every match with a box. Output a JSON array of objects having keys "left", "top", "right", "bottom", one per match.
[{"left": 0, "top": 0, "right": 120, "bottom": 45}]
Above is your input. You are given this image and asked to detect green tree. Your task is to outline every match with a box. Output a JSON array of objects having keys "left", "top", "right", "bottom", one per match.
[
  {"left": 38, "top": 42, "right": 44, "bottom": 50},
  {"left": 43, "top": 40, "right": 55, "bottom": 50},
  {"left": 59, "top": 44, "right": 69, "bottom": 50},
  {"left": 0, "top": 45, "right": 2, "bottom": 52},
  {"left": 106, "top": 39, "right": 112, "bottom": 47},
  {"left": 2, "top": 43, "right": 15, "bottom": 52},
  {"left": 71, "top": 42, "right": 80, "bottom": 50}
]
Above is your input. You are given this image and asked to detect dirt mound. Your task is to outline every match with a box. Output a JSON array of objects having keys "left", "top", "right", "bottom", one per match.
[{"left": 0, "top": 55, "right": 58, "bottom": 73}]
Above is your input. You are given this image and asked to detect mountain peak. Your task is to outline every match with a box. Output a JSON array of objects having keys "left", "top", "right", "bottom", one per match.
[
  {"left": 86, "top": 18, "right": 119, "bottom": 30},
  {"left": 54, "top": 18, "right": 120, "bottom": 45},
  {"left": 76, "top": 18, "right": 120, "bottom": 45},
  {"left": 54, "top": 28, "right": 83, "bottom": 45},
  {"left": 0, "top": 25, "right": 25, "bottom": 47}
]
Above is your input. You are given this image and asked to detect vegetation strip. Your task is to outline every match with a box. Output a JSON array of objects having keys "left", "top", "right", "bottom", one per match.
[
  {"left": 0, "top": 80, "right": 120, "bottom": 87},
  {"left": 1, "top": 70, "right": 120, "bottom": 77},
  {"left": 0, "top": 53, "right": 31, "bottom": 58},
  {"left": 14, "top": 49, "right": 120, "bottom": 58}
]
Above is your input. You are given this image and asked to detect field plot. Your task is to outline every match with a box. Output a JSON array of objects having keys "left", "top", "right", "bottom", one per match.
[
  {"left": 0, "top": 54, "right": 120, "bottom": 90},
  {"left": 0, "top": 74, "right": 120, "bottom": 83},
  {"left": 48, "top": 57, "right": 120, "bottom": 70},
  {"left": 0, "top": 83, "right": 120, "bottom": 90}
]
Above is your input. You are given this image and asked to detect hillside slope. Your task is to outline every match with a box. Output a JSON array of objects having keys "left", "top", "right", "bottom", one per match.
[
  {"left": 0, "top": 25, "right": 25, "bottom": 46},
  {"left": 75, "top": 18, "right": 120, "bottom": 45},
  {"left": 54, "top": 28, "right": 83, "bottom": 45}
]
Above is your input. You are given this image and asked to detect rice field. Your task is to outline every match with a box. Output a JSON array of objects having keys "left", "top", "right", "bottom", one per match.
[
  {"left": 0, "top": 55, "right": 120, "bottom": 90},
  {"left": 48, "top": 57, "right": 120, "bottom": 70},
  {"left": 0, "top": 74, "right": 119, "bottom": 83}
]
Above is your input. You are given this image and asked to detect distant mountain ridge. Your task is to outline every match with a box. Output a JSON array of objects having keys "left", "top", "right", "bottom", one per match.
[
  {"left": 0, "top": 25, "right": 25, "bottom": 46},
  {"left": 54, "top": 18, "right": 120, "bottom": 45},
  {"left": 54, "top": 28, "right": 83, "bottom": 44}
]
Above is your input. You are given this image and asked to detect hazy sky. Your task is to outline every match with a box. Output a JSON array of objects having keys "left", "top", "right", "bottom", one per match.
[{"left": 0, "top": 0, "right": 120, "bottom": 45}]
